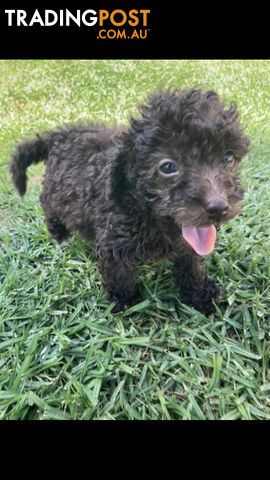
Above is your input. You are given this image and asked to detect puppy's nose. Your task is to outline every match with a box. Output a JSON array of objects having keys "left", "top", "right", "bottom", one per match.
[{"left": 205, "top": 199, "right": 229, "bottom": 217}]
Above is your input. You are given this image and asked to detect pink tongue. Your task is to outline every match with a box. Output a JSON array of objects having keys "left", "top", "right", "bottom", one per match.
[{"left": 182, "top": 225, "right": 216, "bottom": 255}]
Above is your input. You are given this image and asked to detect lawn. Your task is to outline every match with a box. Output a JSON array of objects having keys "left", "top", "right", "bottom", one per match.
[{"left": 0, "top": 59, "right": 269, "bottom": 420}]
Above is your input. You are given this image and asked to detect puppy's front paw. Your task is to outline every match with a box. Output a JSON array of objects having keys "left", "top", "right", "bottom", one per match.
[
  {"left": 201, "top": 278, "right": 220, "bottom": 313},
  {"left": 181, "top": 279, "right": 220, "bottom": 314},
  {"left": 108, "top": 292, "right": 143, "bottom": 313}
]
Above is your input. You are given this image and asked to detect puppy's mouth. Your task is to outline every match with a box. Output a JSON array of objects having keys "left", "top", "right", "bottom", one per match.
[{"left": 182, "top": 225, "right": 217, "bottom": 256}]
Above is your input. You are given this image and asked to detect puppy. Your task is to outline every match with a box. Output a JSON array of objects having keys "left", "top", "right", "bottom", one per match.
[{"left": 10, "top": 88, "right": 250, "bottom": 313}]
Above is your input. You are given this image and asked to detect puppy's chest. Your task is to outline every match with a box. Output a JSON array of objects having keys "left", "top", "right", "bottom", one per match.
[{"left": 133, "top": 221, "right": 186, "bottom": 262}]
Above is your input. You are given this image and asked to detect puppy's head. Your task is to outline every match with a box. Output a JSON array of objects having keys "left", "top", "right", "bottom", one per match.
[{"left": 113, "top": 88, "right": 250, "bottom": 255}]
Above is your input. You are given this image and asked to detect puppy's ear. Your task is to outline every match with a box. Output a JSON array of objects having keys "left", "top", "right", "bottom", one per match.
[{"left": 110, "top": 151, "right": 129, "bottom": 205}]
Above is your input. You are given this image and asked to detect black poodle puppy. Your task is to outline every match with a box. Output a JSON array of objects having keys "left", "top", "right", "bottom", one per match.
[{"left": 10, "top": 88, "right": 250, "bottom": 313}]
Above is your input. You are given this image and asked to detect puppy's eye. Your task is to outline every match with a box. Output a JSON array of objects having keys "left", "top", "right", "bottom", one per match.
[
  {"left": 224, "top": 151, "right": 234, "bottom": 164},
  {"left": 159, "top": 159, "right": 178, "bottom": 176}
]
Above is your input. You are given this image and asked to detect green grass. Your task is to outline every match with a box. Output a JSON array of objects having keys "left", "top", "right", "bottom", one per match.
[{"left": 0, "top": 59, "right": 270, "bottom": 420}]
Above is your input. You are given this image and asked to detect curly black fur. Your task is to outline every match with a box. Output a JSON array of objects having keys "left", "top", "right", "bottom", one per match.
[{"left": 9, "top": 88, "right": 250, "bottom": 313}]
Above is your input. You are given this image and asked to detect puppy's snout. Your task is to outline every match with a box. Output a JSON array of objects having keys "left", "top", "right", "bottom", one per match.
[{"left": 204, "top": 198, "right": 229, "bottom": 218}]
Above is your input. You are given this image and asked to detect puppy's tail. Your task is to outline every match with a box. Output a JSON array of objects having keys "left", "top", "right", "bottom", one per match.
[{"left": 9, "top": 133, "right": 49, "bottom": 197}]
